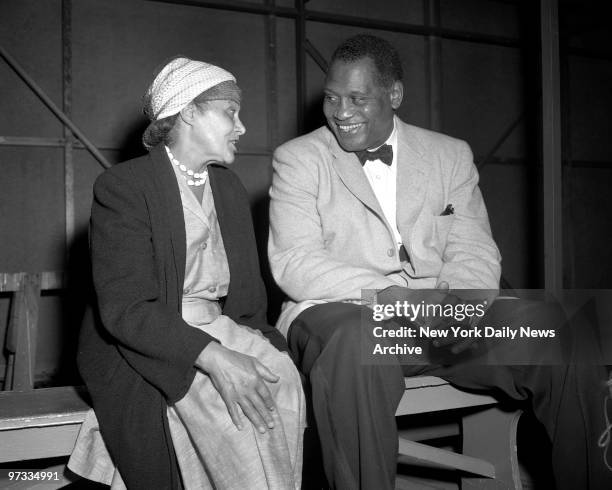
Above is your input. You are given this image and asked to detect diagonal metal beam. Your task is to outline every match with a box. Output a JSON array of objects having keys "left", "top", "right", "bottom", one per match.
[
  {"left": 304, "top": 39, "right": 328, "bottom": 73},
  {"left": 0, "top": 45, "right": 111, "bottom": 169},
  {"left": 477, "top": 113, "right": 524, "bottom": 171},
  {"left": 149, "top": 0, "right": 295, "bottom": 17}
]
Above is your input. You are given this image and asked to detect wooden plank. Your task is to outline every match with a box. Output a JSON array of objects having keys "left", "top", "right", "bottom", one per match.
[
  {"left": 39, "top": 271, "right": 64, "bottom": 291},
  {"left": 461, "top": 407, "right": 522, "bottom": 490},
  {"left": 0, "top": 425, "right": 81, "bottom": 462},
  {"left": 398, "top": 423, "right": 459, "bottom": 443},
  {"left": 404, "top": 376, "right": 451, "bottom": 389},
  {"left": 2, "top": 271, "right": 63, "bottom": 389},
  {"left": 395, "top": 473, "right": 453, "bottom": 490},
  {"left": 0, "top": 386, "right": 90, "bottom": 430},
  {"left": 397, "top": 379, "right": 497, "bottom": 416},
  {"left": 0, "top": 273, "right": 23, "bottom": 293},
  {"left": 10, "top": 274, "right": 42, "bottom": 390},
  {"left": 398, "top": 437, "right": 496, "bottom": 478},
  {"left": 0, "top": 272, "right": 63, "bottom": 293}
]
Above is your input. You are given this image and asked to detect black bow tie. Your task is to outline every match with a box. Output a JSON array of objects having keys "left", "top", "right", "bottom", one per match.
[{"left": 355, "top": 144, "right": 393, "bottom": 166}]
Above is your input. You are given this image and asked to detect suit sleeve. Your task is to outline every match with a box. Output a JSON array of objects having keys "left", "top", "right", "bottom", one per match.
[
  {"left": 437, "top": 141, "right": 501, "bottom": 290},
  {"left": 268, "top": 144, "right": 396, "bottom": 302},
  {"left": 90, "top": 170, "right": 215, "bottom": 403}
]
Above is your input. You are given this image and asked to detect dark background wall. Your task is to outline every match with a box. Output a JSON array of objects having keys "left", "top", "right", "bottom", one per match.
[{"left": 1, "top": 0, "right": 611, "bottom": 384}]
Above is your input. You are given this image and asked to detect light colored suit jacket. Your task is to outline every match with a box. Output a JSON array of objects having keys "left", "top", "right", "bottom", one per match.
[{"left": 268, "top": 116, "right": 501, "bottom": 335}]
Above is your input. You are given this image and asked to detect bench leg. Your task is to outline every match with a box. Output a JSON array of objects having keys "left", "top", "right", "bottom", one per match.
[{"left": 461, "top": 407, "right": 523, "bottom": 490}]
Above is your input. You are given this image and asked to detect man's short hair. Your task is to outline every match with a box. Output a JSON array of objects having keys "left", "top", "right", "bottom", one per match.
[{"left": 330, "top": 34, "right": 403, "bottom": 88}]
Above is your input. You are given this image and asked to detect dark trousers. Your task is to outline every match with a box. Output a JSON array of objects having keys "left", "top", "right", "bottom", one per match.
[{"left": 288, "top": 300, "right": 612, "bottom": 490}]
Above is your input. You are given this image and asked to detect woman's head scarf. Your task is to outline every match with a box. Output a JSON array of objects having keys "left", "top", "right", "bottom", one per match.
[{"left": 145, "top": 57, "right": 240, "bottom": 121}]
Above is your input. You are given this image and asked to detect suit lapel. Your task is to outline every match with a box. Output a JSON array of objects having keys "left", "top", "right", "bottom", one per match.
[
  {"left": 395, "top": 118, "right": 430, "bottom": 241},
  {"left": 149, "top": 144, "right": 186, "bottom": 302},
  {"left": 329, "top": 134, "right": 386, "bottom": 219},
  {"left": 329, "top": 119, "right": 431, "bottom": 238}
]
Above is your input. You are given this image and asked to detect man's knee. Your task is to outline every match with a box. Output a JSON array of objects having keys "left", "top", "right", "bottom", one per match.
[{"left": 290, "top": 303, "right": 365, "bottom": 351}]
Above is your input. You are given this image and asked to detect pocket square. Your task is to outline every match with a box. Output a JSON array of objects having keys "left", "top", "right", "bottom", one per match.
[{"left": 440, "top": 204, "right": 454, "bottom": 216}]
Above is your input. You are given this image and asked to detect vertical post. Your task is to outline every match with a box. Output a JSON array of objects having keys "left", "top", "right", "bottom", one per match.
[
  {"left": 62, "top": 0, "right": 74, "bottom": 265},
  {"left": 425, "top": 0, "right": 442, "bottom": 131},
  {"left": 295, "top": 0, "right": 306, "bottom": 135},
  {"left": 5, "top": 273, "right": 42, "bottom": 390},
  {"left": 560, "top": 25, "right": 574, "bottom": 288},
  {"left": 540, "top": 0, "right": 563, "bottom": 294},
  {"left": 265, "top": 0, "right": 278, "bottom": 151}
]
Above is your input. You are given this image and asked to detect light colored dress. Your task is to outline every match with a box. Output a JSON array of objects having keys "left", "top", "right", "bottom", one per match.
[{"left": 68, "top": 160, "right": 305, "bottom": 489}]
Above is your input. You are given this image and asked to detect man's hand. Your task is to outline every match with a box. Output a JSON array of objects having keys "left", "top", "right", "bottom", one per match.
[
  {"left": 377, "top": 284, "right": 449, "bottom": 318},
  {"left": 430, "top": 281, "right": 484, "bottom": 354},
  {"left": 378, "top": 282, "right": 485, "bottom": 355},
  {"left": 195, "top": 342, "right": 279, "bottom": 433}
]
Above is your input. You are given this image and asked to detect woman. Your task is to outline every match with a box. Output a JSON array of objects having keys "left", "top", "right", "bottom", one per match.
[{"left": 68, "top": 57, "right": 305, "bottom": 489}]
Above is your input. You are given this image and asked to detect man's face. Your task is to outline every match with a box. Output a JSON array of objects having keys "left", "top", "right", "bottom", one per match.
[{"left": 323, "top": 57, "right": 402, "bottom": 152}]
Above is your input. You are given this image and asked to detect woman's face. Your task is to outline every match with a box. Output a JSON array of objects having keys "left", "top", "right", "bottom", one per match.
[{"left": 190, "top": 99, "right": 246, "bottom": 164}]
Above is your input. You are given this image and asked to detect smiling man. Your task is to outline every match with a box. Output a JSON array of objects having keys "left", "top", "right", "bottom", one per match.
[{"left": 268, "top": 34, "right": 611, "bottom": 489}]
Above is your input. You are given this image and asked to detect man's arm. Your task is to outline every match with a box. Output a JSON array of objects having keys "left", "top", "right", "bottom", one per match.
[
  {"left": 268, "top": 144, "right": 396, "bottom": 303},
  {"left": 436, "top": 141, "right": 501, "bottom": 290}
]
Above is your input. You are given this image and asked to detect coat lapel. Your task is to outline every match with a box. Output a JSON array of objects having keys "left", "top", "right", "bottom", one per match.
[
  {"left": 395, "top": 118, "right": 431, "bottom": 242},
  {"left": 149, "top": 144, "right": 186, "bottom": 304},
  {"left": 329, "top": 133, "right": 386, "bottom": 219},
  {"left": 207, "top": 164, "right": 240, "bottom": 299}
]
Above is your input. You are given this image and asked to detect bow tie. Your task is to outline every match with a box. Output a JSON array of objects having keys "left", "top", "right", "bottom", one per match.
[{"left": 355, "top": 144, "right": 393, "bottom": 166}]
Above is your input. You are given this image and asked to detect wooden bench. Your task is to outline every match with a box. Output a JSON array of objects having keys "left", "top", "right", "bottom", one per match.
[
  {"left": 0, "top": 271, "right": 522, "bottom": 489},
  {"left": 0, "top": 272, "right": 90, "bottom": 473},
  {"left": 396, "top": 376, "right": 522, "bottom": 489},
  {"left": 0, "top": 386, "right": 89, "bottom": 463}
]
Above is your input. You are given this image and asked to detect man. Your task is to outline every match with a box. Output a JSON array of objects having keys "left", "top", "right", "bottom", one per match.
[{"left": 269, "top": 34, "right": 611, "bottom": 489}]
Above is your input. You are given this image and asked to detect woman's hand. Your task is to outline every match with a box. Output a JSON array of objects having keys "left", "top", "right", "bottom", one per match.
[{"left": 195, "top": 342, "right": 279, "bottom": 433}]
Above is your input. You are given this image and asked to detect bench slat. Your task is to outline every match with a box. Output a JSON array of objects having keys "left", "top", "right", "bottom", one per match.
[
  {"left": 0, "top": 271, "right": 63, "bottom": 293},
  {"left": 398, "top": 436, "right": 496, "bottom": 478},
  {"left": 0, "top": 425, "right": 83, "bottom": 463},
  {"left": 397, "top": 378, "right": 497, "bottom": 415},
  {"left": 0, "top": 387, "right": 90, "bottom": 431}
]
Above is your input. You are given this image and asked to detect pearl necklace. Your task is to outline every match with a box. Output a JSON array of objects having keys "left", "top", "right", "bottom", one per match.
[{"left": 166, "top": 146, "right": 207, "bottom": 187}]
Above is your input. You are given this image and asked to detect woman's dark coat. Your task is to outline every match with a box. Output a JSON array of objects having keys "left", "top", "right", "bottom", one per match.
[{"left": 78, "top": 144, "right": 286, "bottom": 489}]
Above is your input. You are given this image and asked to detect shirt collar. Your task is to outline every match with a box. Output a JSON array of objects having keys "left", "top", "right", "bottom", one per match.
[{"left": 365, "top": 118, "right": 397, "bottom": 167}]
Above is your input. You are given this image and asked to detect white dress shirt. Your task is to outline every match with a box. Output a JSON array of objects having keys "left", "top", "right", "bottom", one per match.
[{"left": 361, "top": 120, "right": 403, "bottom": 250}]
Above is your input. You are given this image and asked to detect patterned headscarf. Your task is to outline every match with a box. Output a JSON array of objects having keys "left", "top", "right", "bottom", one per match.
[{"left": 145, "top": 57, "right": 237, "bottom": 120}]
